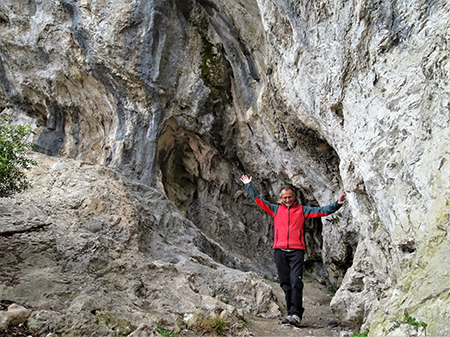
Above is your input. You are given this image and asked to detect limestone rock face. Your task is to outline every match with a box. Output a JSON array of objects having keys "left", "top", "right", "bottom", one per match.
[
  {"left": 0, "top": 0, "right": 449, "bottom": 336},
  {"left": 0, "top": 153, "right": 278, "bottom": 335}
]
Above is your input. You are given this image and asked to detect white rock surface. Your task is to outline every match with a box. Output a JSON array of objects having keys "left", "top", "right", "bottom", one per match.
[{"left": 0, "top": 0, "right": 449, "bottom": 336}]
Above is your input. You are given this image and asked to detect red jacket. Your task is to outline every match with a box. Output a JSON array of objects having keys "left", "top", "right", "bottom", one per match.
[{"left": 245, "top": 183, "right": 341, "bottom": 250}]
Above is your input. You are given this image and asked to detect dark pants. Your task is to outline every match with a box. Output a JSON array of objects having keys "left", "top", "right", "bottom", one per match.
[{"left": 274, "top": 249, "right": 305, "bottom": 318}]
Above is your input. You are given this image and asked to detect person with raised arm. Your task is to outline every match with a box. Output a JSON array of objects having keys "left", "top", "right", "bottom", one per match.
[{"left": 240, "top": 174, "right": 346, "bottom": 328}]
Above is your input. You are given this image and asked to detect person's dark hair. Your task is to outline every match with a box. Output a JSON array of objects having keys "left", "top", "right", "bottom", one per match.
[{"left": 279, "top": 186, "right": 296, "bottom": 197}]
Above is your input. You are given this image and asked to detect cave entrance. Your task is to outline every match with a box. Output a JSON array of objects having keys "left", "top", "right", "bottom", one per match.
[
  {"left": 303, "top": 214, "right": 355, "bottom": 290},
  {"left": 156, "top": 117, "right": 199, "bottom": 216}
]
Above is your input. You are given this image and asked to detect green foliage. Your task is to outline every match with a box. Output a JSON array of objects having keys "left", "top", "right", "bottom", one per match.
[
  {"left": 200, "top": 38, "right": 229, "bottom": 100},
  {"left": 195, "top": 316, "right": 227, "bottom": 336},
  {"left": 351, "top": 329, "right": 369, "bottom": 337},
  {"left": 386, "top": 311, "right": 428, "bottom": 335},
  {"left": 402, "top": 312, "right": 428, "bottom": 328},
  {"left": 156, "top": 325, "right": 178, "bottom": 337},
  {"left": 391, "top": 311, "right": 428, "bottom": 330},
  {"left": 208, "top": 316, "right": 227, "bottom": 336},
  {"left": 0, "top": 117, "right": 36, "bottom": 198},
  {"left": 239, "top": 318, "right": 251, "bottom": 329}
]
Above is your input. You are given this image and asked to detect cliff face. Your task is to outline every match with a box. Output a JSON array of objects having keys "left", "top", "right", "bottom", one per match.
[{"left": 0, "top": 0, "right": 449, "bottom": 336}]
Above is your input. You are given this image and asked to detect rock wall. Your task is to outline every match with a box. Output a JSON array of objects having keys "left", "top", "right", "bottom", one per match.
[
  {"left": 0, "top": 153, "right": 279, "bottom": 335},
  {"left": 0, "top": 0, "right": 449, "bottom": 336}
]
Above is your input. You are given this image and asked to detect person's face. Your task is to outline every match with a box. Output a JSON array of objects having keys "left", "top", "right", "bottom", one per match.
[{"left": 280, "top": 189, "right": 296, "bottom": 207}]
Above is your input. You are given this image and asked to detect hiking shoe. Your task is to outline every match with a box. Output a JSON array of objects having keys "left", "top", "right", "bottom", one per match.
[
  {"left": 288, "top": 314, "right": 301, "bottom": 328},
  {"left": 281, "top": 315, "right": 291, "bottom": 324}
]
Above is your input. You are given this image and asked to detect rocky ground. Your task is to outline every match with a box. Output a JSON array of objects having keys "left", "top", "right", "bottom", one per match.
[
  {"left": 245, "top": 278, "right": 354, "bottom": 337},
  {"left": 0, "top": 326, "right": 41, "bottom": 337},
  {"left": 1, "top": 278, "right": 355, "bottom": 337}
]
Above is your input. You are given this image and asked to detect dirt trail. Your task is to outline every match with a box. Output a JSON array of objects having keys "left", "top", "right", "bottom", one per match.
[{"left": 245, "top": 279, "right": 354, "bottom": 337}]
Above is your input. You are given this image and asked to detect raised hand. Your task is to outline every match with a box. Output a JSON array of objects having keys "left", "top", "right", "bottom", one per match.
[
  {"left": 240, "top": 175, "right": 252, "bottom": 184},
  {"left": 338, "top": 191, "right": 346, "bottom": 205}
]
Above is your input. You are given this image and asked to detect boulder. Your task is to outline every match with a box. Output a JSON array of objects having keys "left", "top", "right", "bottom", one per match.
[{"left": 0, "top": 303, "right": 31, "bottom": 330}]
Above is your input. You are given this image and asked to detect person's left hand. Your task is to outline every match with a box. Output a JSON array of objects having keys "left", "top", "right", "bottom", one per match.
[{"left": 338, "top": 191, "right": 346, "bottom": 205}]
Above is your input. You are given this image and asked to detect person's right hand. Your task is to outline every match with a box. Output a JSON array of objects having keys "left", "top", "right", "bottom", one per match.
[{"left": 240, "top": 175, "right": 252, "bottom": 184}]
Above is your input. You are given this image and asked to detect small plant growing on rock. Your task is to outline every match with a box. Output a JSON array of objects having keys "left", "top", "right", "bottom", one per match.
[
  {"left": 391, "top": 311, "right": 428, "bottom": 330},
  {"left": 402, "top": 312, "right": 428, "bottom": 329},
  {"left": 351, "top": 328, "right": 369, "bottom": 337},
  {"left": 239, "top": 318, "right": 251, "bottom": 329},
  {"left": 156, "top": 324, "right": 178, "bottom": 337},
  {"left": 352, "top": 316, "right": 365, "bottom": 334},
  {"left": 385, "top": 311, "right": 428, "bottom": 336},
  {"left": 195, "top": 315, "right": 227, "bottom": 336}
]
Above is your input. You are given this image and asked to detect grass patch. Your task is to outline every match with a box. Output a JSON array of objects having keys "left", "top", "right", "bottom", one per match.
[
  {"left": 195, "top": 316, "right": 227, "bottom": 336},
  {"left": 156, "top": 325, "right": 177, "bottom": 337}
]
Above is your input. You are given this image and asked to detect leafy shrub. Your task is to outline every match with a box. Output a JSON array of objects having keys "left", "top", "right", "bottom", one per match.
[{"left": 0, "top": 117, "right": 36, "bottom": 198}]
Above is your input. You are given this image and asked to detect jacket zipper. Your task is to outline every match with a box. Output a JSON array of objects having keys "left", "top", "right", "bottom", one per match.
[
  {"left": 287, "top": 206, "right": 290, "bottom": 250},
  {"left": 299, "top": 229, "right": 302, "bottom": 249}
]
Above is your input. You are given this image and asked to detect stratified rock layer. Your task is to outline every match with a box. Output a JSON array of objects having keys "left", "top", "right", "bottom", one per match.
[
  {"left": 0, "top": 0, "right": 449, "bottom": 336},
  {"left": 0, "top": 153, "right": 278, "bottom": 335}
]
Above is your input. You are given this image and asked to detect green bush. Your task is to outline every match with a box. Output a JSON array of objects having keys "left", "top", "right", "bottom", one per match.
[{"left": 0, "top": 117, "right": 36, "bottom": 198}]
